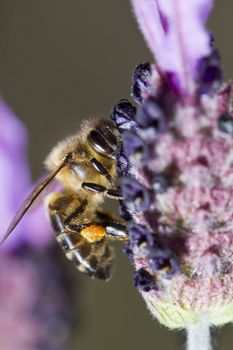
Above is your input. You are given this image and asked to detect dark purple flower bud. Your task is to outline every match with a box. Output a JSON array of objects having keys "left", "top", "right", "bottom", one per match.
[
  {"left": 132, "top": 81, "right": 143, "bottom": 104},
  {"left": 149, "top": 249, "right": 179, "bottom": 279},
  {"left": 133, "top": 63, "right": 152, "bottom": 89},
  {"left": 116, "top": 143, "right": 130, "bottom": 176},
  {"left": 110, "top": 99, "right": 137, "bottom": 132},
  {"left": 136, "top": 98, "right": 166, "bottom": 139},
  {"left": 134, "top": 268, "right": 156, "bottom": 292},
  {"left": 128, "top": 223, "right": 153, "bottom": 256},
  {"left": 131, "top": 62, "right": 152, "bottom": 103},
  {"left": 122, "top": 130, "right": 153, "bottom": 165},
  {"left": 122, "top": 243, "right": 134, "bottom": 261},
  {"left": 121, "top": 176, "right": 153, "bottom": 212},
  {"left": 198, "top": 49, "right": 223, "bottom": 95},
  {"left": 217, "top": 112, "right": 233, "bottom": 135},
  {"left": 153, "top": 174, "right": 169, "bottom": 194}
]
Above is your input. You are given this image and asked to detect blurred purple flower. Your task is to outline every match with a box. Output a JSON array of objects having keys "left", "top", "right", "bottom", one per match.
[
  {"left": 0, "top": 100, "right": 77, "bottom": 349},
  {"left": 0, "top": 99, "right": 53, "bottom": 250},
  {"left": 0, "top": 246, "right": 76, "bottom": 350}
]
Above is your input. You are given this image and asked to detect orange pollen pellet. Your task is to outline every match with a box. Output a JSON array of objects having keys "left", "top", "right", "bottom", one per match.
[{"left": 80, "top": 225, "right": 106, "bottom": 243}]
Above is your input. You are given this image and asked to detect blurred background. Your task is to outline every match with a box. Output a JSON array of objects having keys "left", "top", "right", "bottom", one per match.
[{"left": 0, "top": 0, "right": 232, "bottom": 349}]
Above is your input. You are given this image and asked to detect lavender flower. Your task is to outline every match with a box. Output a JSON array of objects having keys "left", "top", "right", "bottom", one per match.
[
  {"left": 0, "top": 246, "right": 76, "bottom": 350},
  {"left": 0, "top": 99, "right": 53, "bottom": 250},
  {"left": 0, "top": 100, "right": 76, "bottom": 350},
  {"left": 112, "top": 0, "right": 233, "bottom": 348}
]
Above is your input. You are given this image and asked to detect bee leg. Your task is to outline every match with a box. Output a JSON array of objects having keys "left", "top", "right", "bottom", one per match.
[
  {"left": 47, "top": 192, "right": 87, "bottom": 234},
  {"left": 105, "top": 222, "right": 128, "bottom": 241},
  {"left": 105, "top": 188, "right": 122, "bottom": 200},
  {"left": 96, "top": 211, "right": 128, "bottom": 241},
  {"left": 82, "top": 182, "right": 123, "bottom": 200},
  {"left": 90, "top": 157, "right": 113, "bottom": 184},
  {"left": 47, "top": 192, "right": 105, "bottom": 278}
]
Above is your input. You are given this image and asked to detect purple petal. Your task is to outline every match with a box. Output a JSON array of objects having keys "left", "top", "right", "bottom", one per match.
[
  {"left": 131, "top": 0, "right": 213, "bottom": 97},
  {"left": 0, "top": 100, "right": 31, "bottom": 249}
]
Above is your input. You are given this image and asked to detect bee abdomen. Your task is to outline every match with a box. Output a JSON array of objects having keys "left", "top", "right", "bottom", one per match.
[{"left": 57, "top": 231, "right": 94, "bottom": 273}]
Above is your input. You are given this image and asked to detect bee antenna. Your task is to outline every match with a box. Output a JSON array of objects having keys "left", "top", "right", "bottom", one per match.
[{"left": 0, "top": 159, "right": 69, "bottom": 244}]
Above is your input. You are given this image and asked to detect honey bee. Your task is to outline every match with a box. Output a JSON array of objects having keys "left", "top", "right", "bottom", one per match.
[{"left": 1, "top": 118, "right": 128, "bottom": 280}]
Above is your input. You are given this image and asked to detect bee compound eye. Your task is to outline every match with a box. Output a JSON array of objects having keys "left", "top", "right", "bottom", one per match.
[{"left": 88, "top": 130, "right": 115, "bottom": 159}]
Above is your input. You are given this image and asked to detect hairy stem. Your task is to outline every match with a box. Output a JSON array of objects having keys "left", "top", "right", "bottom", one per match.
[{"left": 186, "top": 322, "right": 212, "bottom": 350}]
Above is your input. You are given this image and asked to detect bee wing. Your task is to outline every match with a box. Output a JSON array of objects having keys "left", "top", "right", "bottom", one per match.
[{"left": 1, "top": 160, "right": 67, "bottom": 244}]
